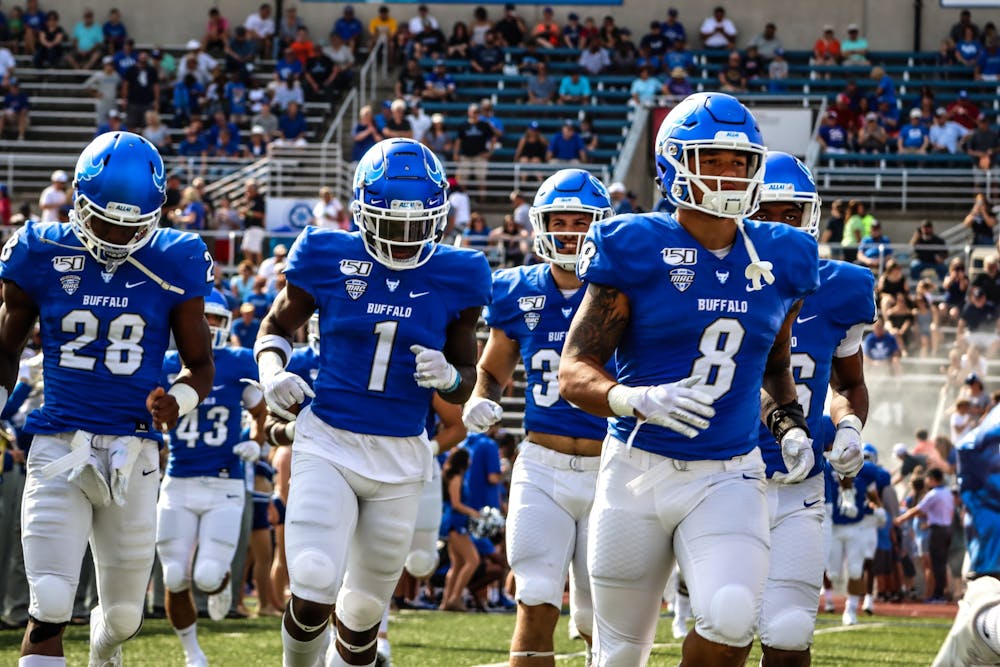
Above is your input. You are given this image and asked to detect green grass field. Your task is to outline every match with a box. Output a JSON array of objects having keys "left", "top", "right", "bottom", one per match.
[{"left": 0, "top": 610, "right": 953, "bottom": 666}]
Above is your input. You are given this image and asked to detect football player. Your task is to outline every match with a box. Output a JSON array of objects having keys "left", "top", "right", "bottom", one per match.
[
  {"left": 0, "top": 132, "right": 214, "bottom": 666},
  {"left": 155, "top": 290, "right": 266, "bottom": 667},
  {"left": 748, "top": 151, "right": 875, "bottom": 665},
  {"left": 254, "top": 138, "right": 491, "bottom": 667},
  {"left": 559, "top": 92, "right": 820, "bottom": 666},
  {"left": 462, "top": 168, "right": 614, "bottom": 666},
  {"left": 825, "top": 444, "right": 890, "bottom": 626},
  {"left": 933, "top": 403, "right": 1000, "bottom": 666}
]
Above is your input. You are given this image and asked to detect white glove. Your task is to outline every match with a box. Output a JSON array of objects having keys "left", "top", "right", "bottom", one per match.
[
  {"left": 825, "top": 415, "right": 865, "bottom": 478},
  {"left": 608, "top": 376, "right": 716, "bottom": 439},
  {"left": 771, "top": 427, "right": 814, "bottom": 484},
  {"left": 410, "top": 345, "right": 461, "bottom": 391},
  {"left": 463, "top": 396, "right": 503, "bottom": 433},
  {"left": 838, "top": 485, "right": 859, "bottom": 518},
  {"left": 232, "top": 440, "right": 261, "bottom": 463},
  {"left": 243, "top": 371, "right": 315, "bottom": 421}
]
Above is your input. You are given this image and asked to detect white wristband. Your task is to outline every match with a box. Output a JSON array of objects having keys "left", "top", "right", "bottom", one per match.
[
  {"left": 167, "top": 382, "right": 200, "bottom": 417},
  {"left": 837, "top": 414, "right": 863, "bottom": 433},
  {"left": 607, "top": 384, "right": 639, "bottom": 417},
  {"left": 254, "top": 334, "right": 293, "bottom": 366},
  {"left": 257, "top": 350, "right": 287, "bottom": 383},
  {"left": 0, "top": 385, "right": 8, "bottom": 410}
]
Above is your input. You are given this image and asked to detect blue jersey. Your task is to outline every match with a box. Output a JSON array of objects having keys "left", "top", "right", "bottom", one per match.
[
  {"left": 484, "top": 264, "right": 608, "bottom": 440},
  {"left": 579, "top": 214, "right": 818, "bottom": 460},
  {"left": 759, "top": 259, "right": 876, "bottom": 479},
  {"left": 0, "top": 222, "right": 212, "bottom": 439},
  {"left": 462, "top": 432, "right": 501, "bottom": 511},
  {"left": 283, "top": 229, "right": 491, "bottom": 438},
  {"left": 162, "top": 346, "right": 258, "bottom": 478},
  {"left": 957, "top": 404, "right": 1000, "bottom": 577},
  {"left": 828, "top": 461, "right": 890, "bottom": 525}
]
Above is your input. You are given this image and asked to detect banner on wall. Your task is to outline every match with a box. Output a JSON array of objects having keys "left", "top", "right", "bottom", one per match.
[
  {"left": 304, "top": 0, "right": 621, "bottom": 4},
  {"left": 649, "top": 106, "right": 812, "bottom": 160},
  {"left": 266, "top": 197, "right": 317, "bottom": 232},
  {"left": 940, "top": 1, "right": 1000, "bottom": 7}
]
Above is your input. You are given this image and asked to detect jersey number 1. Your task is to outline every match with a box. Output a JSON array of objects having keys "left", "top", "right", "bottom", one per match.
[{"left": 368, "top": 321, "right": 398, "bottom": 392}]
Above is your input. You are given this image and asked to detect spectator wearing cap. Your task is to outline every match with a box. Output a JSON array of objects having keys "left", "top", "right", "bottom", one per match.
[
  {"left": 891, "top": 443, "right": 928, "bottom": 485},
  {"left": 898, "top": 109, "right": 930, "bottom": 154},
  {"left": 929, "top": 107, "right": 969, "bottom": 154},
  {"left": 862, "top": 317, "right": 901, "bottom": 374},
  {"left": 95, "top": 106, "right": 126, "bottom": 138},
  {"left": 311, "top": 187, "right": 348, "bottom": 230},
  {"left": 699, "top": 6, "right": 736, "bottom": 50},
  {"left": 68, "top": 8, "right": 103, "bottom": 70},
  {"left": 424, "top": 113, "right": 452, "bottom": 162},
  {"left": 841, "top": 23, "right": 869, "bottom": 65},
  {"left": 640, "top": 21, "right": 669, "bottom": 58},
  {"left": 454, "top": 103, "right": 497, "bottom": 202},
  {"left": 422, "top": 59, "right": 456, "bottom": 101},
  {"left": 558, "top": 68, "right": 591, "bottom": 105},
  {"left": 396, "top": 58, "right": 427, "bottom": 102},
  {"left": 526, "top": 61, "right": 556, "bottom": 104},
  {"left": 408, "top": 4, "right": 439, "bottom": 36},
  {"left": 533, "top": 7, "right": 560, "bottom": 48},
  {"left": 946, "top": 89, "right": 981, "bottom": 130},
  {"left": 561, "top": 12, "right": 583, "bottom": 49},
  {"left": 245, "top": 4, "right": 275, "bottom": 56},
  {"left": 959, "top": 288, "right": 997, "bottom": 346},
  {"left": 857, "top": 111, "right": 888, "bottom": 153},
  {"left": 333, "top": 6, "right": 363, "bottom": 53},
  {"left": 351, "top": 105, "right": 382, "bottom": 164},
  {"left": 547, "top": 120, "right": 586, "bottom": 163},
  {"left": 666, "top": 66, "right": 692, "bottom": 96},
  {"left": 813, "top": 25, "right": 841, "bottom": 65},
  {"left": 471, "top": 30, "right": 504, "bottom": 73},
  {"left": 259, "top": 244, "right": 289, "bottom": 286},
  {"left": 630, "top": 65, "right": 663, "bottom": 105},
  {"left": 748, "top": 22, "right": 782, "bottom": 61},
  {"left": 83, "top": 56, "right": 120, "bottom": 124},
  {"left": 909, "top": 220, "right": 948, "bottom": 281},
  {"left": 369, "top": 5, "right": 398, "bottom": 58},
  {"left": 102, "top": 7, "right": 127, "bottom": 54},
  {"left": 579, "top": 36, "right": 610, "bottom": 75},
  {"left": 274, "top": 46, "right": 303, "bottom": 82},
  {"left": 818, "top": 111, "right": 849, "bottom": 153},
  {"left": 966, "top": 114, "right": 999, "bottom": 170},
  {"left": 856, "top": 219, "right": 892, "bottom": 270},
  {"left": 662, "top": 8, "right": 686, "bottom": 46},
  {"left": 38, "top": 170, "right": 68, "bottom": 223},
  {"left": 607, "top": 182, "right": 631, "bottom": 214},
  {"left": 961, "top": 372, "right": 991, "bottom": 416},
  {"left": 246, "top": 124, "right": 270, "bottom": 158},
  {"left": 977, "top": 37, "right": 1000, "bottom": 81},
  {"left": 492, "top": 5, "right": 525, "bottom": 48}
]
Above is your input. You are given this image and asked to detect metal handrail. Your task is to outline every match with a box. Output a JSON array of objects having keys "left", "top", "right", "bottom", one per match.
[
  {"left": 322, "top": 87, "right": 359, "bottom": 149},
  {"left": 358, "top": 36, "right": 387, "bottom": 112}
]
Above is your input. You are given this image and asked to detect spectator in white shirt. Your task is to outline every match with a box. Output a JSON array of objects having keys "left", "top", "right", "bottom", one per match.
[
  {"left": 895, "top": 468, "right": 955, "bottom": 601},
  {"left": 0, "top": 45, "right": 15, "bottom": 83},
  {"left": 39, "top": 170, "right": 69, "bottom": 223},
  {"left": 408, "top": 5, "right": 439, "bottom": 37},
  {"left": 407, "top": 100, "right": 432, "bottom": 143},
  {"left": 700, "top": 6, "right": 737, "bottom": 50},
  {"left": 929, "top": 107, "right": 970, "bottom": 154},
  {"left": 311, "top": 186, "right": 347, "bottom": 229},
  {"left": 245, "top": 3, "right": 276, "bottom": 56},
  {"left": 578, "top": 37, "right": 611, "bottom": 75},
  {"left": 257, "top": 243, "right": 288, "bottom": 283}
]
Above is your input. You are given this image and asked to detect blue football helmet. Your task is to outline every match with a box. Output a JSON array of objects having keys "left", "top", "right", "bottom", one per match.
[
  {"left": 757, "top": 151, "right": 822, "bottom": 238},
  {"left": 863, "top": 443, "right": 879, "bottom": 464},
  {"left": 204, "top": 290, "right": 232, "bottom": 350},
  {"left": 351, "top": 138, "right": 450, "bottom": 270},
  {"left": 307, "top": 312, "right": 320, "bottom": 355},
  {"left": 654, "top": 92, "right": 767, "bottom": 219},
  {"left": 72, "top": 131, "right": 167, "bottom": 268},
  {"left": 529, "top": 169, "right": 614, "bottom": 271}
]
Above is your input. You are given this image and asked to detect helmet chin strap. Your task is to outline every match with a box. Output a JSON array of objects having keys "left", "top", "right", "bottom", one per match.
[{"left": 735, "top": 218, "right": 775, "bottom": 292}]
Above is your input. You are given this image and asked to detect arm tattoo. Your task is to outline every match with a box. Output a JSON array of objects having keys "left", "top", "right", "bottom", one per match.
[{"left": 564, "top": 283, "right": 629, "bottom": 364}]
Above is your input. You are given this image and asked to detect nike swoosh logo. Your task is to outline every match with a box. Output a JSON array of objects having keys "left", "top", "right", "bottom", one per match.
[
  {"left": 409, "top": 291, "right": 430, "bottom": 298},
  {"left": 796, "top": 315, "right": 819, "bottom": 324},
  {"left": 212, "top": 385, "right": 225, "bottom": 391},
  {"left": 125, "top": 280, "right": 146, "bottom": 289},
  {"left": 141, "top": 468, "right": 158, "bottom": 476},
  {"left": 804, "top": 498, "right": 822, "bottom": 508},
  {"left": 742, "top": 473, "right": 761, "bottom": 481},
  {"left": 226, "top": 494, "right": 240, "bottom": 499}
]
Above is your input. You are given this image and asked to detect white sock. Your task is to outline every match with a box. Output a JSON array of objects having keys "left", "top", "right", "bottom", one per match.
[
  {"left": 379, "top": 606, "right": 389, "bottom": 634},
  {"left": 18, "top": 657, "right": 67, "bottom": 666},
  {"left": 863, "top": 594, "right": 873, "bottom": 607},
  {"left": 846, "top": 595, "right": 859, "bottom": 612},
  {"left": 377, "top": 636, "right": 391, "bottom": 658},
  {"left": 976, "top": 605, "right": 1000, "bottom": 654},
  {"left": 822, "top": 587, "right": 833, "bottom": 603},
  {"left": 282, "top": 622, "right": 329, "bottom": 667},
  {"left": 674, "top": 593, "right": 691, "bottom": 620},
  {"left": 90, "top": 613, "right": 116, "bottom": 662},
  {"left": 175, "top": 622, "right": 202, "bottom": 658}
]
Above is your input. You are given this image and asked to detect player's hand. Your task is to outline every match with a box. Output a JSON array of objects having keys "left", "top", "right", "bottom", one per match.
[
  {"left": 620, "top": 377, "right": 716, "bottom": 438},
  {"left": 838, "top": 485, "right": 859, "bottom": 518},
  {"left": 245, "top": 372, "right": 314, "bottom": 421},
  {"left": 825, "top": 418, "right": 864, "bottom": 478},
  {"left": 146, "top": 386, "right": 180, "bottom": 432},
  {"left": 772, "top": 427, "right": 814, "bottom": 484},
  {"left": 463, "top": 396, "right": 503, "bottom": 433},
  {"left": 232, "top": 440, "right": 261, "bottom": 463},
  {"left": 410, "top": 345, "right": 461, "bottom": 391}
]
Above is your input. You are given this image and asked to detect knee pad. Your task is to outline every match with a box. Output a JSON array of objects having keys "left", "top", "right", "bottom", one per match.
[
  {"left": 289, "top": 550, "right": 338, "bottom": 598},
  {"left": 571, "top": 602, "right": 593, "bottom": 639},
  {"left": 707, "top": 584, "right": 756, "bottom": 646},
  {"left": 193, "top": 559, "right": 227, "bottom": 593},
  {"left": 102, "top": 604, "right": 143, "bottom": 642},
  {"left": 161, "top": 560, "right": 191, "bottom": 593},
  {"left": 846, "top": 557, "right": 865, "bottom": 581},
  {"left": 31, "top": 575, "right": 74, "bottom": 623},
  {"left": 335, "top": 587, "right": 384, "bottom": 631},
  {"left": 404, "top": 550, "right": 438, "bottom": 579},
  {"left": 761, "top": 608, "right": 814, "bottom": 652}
]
